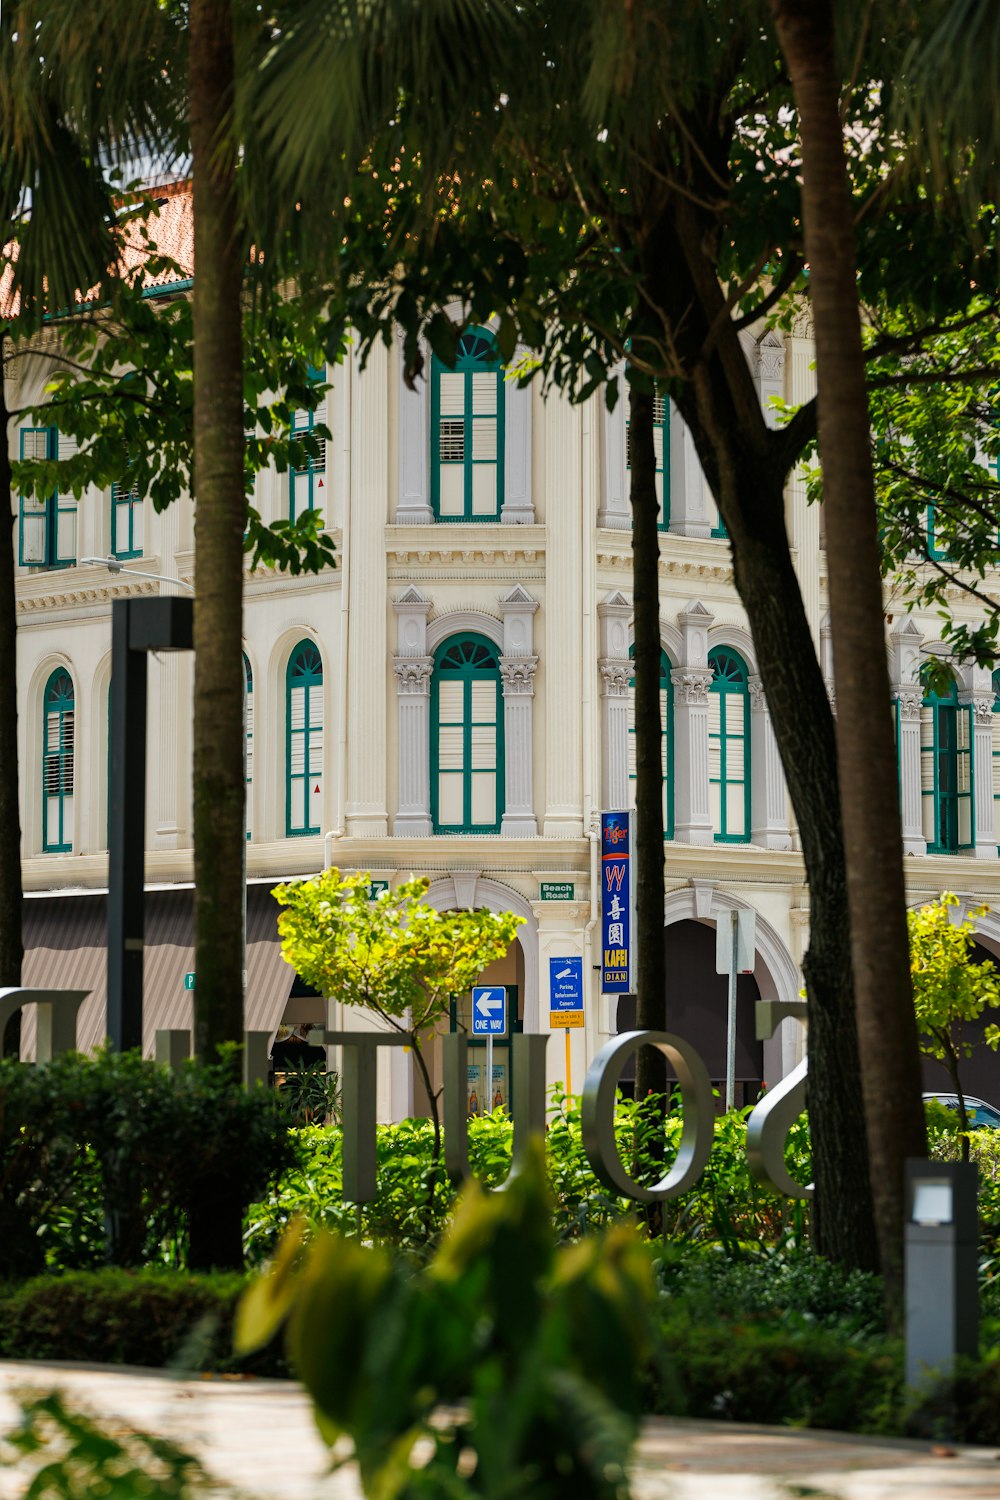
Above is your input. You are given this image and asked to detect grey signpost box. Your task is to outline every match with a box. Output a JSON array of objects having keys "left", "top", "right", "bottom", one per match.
[{"left": 905, "top": 1158, "right": 979, "bottom": 1388}]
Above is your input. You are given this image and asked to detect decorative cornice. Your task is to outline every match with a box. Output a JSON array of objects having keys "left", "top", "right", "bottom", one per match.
[
  {"left": 670, "top": 669, "right": 713, "bottom": 706},
  {"left": 969, "top": 696, "right": 995, "bottom": 727},
  {"left": 748, "top": 675, "right": 767, "bottom": 713},
  {"left": 499, "top": 654, "right": 538, "bottom": 695},
  {"left": 388, "top": 544, "right": 543, "bottom": 569},
  {"left": 392, "top": 655, "right": 433, "bottom": 693},
  {"left": 893, "top": 689, "right": 923, "bottom": 722},
  {"left": 599, "top": 660, "right": 630, "bottom": 697},
  {"left": 16, "top": 577, "right": 159, "bottom": 612}
]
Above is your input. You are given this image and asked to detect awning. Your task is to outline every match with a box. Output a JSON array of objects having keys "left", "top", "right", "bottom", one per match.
[{"left": 19, "top": 884, "right": 296, "bottom": 1058}]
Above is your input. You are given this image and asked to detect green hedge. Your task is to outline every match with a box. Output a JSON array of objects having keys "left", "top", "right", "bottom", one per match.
[{"left": 0, "top": 1269, "right": 288, "bottom": 1376}]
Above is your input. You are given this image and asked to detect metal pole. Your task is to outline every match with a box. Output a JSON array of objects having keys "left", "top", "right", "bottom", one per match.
[
  {"left": 486, "top": 1032, "right": 493, "bottom": 1113},
  {"left": 565, "top": 1027, "right": 572, "bottom": 1099},
  {"left": 107, "top": 600, "right": 147, "bottom": 1051},
  {"left": 725, "top": 909, "right": 738, "bottom": 1112}
]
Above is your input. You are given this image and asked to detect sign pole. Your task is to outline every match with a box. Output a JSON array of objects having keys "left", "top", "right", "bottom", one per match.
[
  {"left": 565, "top": 1028, "right": 572, "bottom": 1098},
  {"left": 726, "top": 909, "right": 738, "bottom": 1112},
  {"left": 486, "top": 1031, "right": 493, "bottom": 1111}
]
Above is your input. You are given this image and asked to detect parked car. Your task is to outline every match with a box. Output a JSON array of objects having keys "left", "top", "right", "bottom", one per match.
[{"left": 923, "top": 1092, "right": 1000, "bottom": 1129}]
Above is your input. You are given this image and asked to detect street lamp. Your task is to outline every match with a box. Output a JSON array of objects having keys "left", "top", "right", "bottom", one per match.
[{"left": 81, "top": 556, "right": 194, "bottom": 593}]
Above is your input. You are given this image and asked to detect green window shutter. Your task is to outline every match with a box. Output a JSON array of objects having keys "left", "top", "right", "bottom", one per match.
[
  {"left": 42, "top": 669, "right": 75, "bottom": 852},
  {"left": 626, "top": 393, "right": 671, "bottom": 531},
  {"left": 244, "top": 653, "right": 253, "bottom": 842},
  {"left": 431, "top": 634, "right": 502, "bottom": 832},
  {"left": 286, "top": 641, "right": 323, "bottom": 835},
  {"left": 111, "top": 455, "right": 143, "bottom": 559},
  {"left": 627, "top": 647, "right": 673, "bottom": 837},
  {"left": 431, "top": 329, "right": 504, "bottom": 522},
  {"left": 927, "top": 504, "right": 947, "bottom": 561},
  {"left": 19, "top": 427, "right": 55, "bottom": 567},
  {"left": 289, "top": 366, "right": 328, "bottom": 522},
  {"left": 922, "top": 674, "right": 973, "bottom": 852},
  {"left": 708, "top": 648, "right": 750, "bottom": 842}
]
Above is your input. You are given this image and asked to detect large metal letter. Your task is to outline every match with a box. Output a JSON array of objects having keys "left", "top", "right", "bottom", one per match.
[
  {"left": 745, "top": 997, "right": 811, "bottom": 1198},
  {"left": 443, "top": 1033, "right": 548, "bottom": 1188},
  {"left": 0, "top": 987, "right": 89, "bottom": 1060},
  {"left": 321, "top": 1030, "right": 412, "bottom": 1202},
  {"left": 580, "top": 1029, "right": 714, "bottom": 1201}
]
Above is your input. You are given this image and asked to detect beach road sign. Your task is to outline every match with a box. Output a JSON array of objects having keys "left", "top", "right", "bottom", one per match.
[
  {"left": 472, "top": 986, "right": 507, "bottom": 1037},
  {"left": 549, "top": 956, "right": 584, "bottom": 1029}
]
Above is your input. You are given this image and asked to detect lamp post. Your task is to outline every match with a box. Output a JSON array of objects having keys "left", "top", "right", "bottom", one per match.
[{"left": 81, "top": 556, "right": 194, "bottom": 593}]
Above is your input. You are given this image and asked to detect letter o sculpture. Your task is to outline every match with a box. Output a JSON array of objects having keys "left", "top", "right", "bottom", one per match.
[{"left": 580, "top": 1029, "right": 715, "bottom": 1201}]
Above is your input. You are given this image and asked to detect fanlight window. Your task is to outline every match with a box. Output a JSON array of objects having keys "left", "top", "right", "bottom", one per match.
[
  {"left": 286, "top": 642, "right": 323, "bottom": 836},
  {"left": 43, "top": 669, "right": 75, "bottom": 852},
  {"left": 708, "top": 648, "right": 750, "bottom": 842},
  {"left": 431, "top": 635, "right": 502, "bottom": 832}
]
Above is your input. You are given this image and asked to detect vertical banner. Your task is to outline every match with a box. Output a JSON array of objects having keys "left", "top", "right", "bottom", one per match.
[{"left": 600, "top": 810, "right": 634, "bottom": 992}]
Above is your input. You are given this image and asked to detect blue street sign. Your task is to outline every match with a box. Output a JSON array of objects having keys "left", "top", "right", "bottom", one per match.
[
  {"left": 549, "top": 956, "right": 584, "bottom": 1012},
  {"left": 471, "top": 985, "right": 507, "bottom": 1037},
  {"left": 600, "top": 810, "right": 633, "bottom": 992}
]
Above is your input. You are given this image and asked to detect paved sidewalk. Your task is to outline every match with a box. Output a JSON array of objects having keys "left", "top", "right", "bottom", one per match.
[{"left": 1, "top": 1361, "right": 998, "bottom": 1498}]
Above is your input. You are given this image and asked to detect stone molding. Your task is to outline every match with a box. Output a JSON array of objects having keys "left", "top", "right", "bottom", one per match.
[
  {"left": 499, "top": 654, "right": 538, "bottom": 695},
  {"left": 599, "top": 660, "right": 630, "bottom": 697},
  {"left": 894, "top": 689, "right": 923, "bottom": 722},
  {"left": 670, "top": 669, "right": 713, "bottom": 706},
  {"left": 392, "top": 655, "right": 433, "bottom": 694}
]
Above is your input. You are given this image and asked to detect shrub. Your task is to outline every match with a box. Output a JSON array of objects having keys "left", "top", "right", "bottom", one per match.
[
  {"left": 0, "top": 1051, "right": 296, "bottom": 1279},
  {"left": 0, "top": 1268, "right": 288, "bottom": 1376}
]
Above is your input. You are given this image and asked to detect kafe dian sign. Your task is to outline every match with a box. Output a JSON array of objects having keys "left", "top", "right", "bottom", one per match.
[
  {"left": 600, "top": 811, "right": 635, "bottom": 992},
  {"left": 318, "top": 1023, "right": 810, "bottom": 1208}
]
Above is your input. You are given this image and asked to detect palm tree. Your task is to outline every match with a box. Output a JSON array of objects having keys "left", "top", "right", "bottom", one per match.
[
  {"left": 250, "top": 0, "right": 882, "bottom": 1271},
  {"left": 0, "top": 2, "right": 175, "bottom": 1044},
  {"left": 767, "top": 0, "right": 927, "bottom": 1309}
]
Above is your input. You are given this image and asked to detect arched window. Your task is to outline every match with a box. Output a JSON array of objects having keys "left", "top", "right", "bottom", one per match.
[
  {"left": 42, "top": 669, "right": 75, "bottom": 852},
  {"left": 708, "top": 648, "right": 750, "bottom": 842},
  {"left": 628, "top": 648, "right": 673, "bottom": 837},
  {"left": 922, "top": 673, "right": 973, "bottom": 852},
  {"left": 626, "top": 394, "right": 670, "bottom": 530},
  {"left": 289, "top": 365, "right": 327, "bottom": 521},
  {"left": 430, "top": 329, "right": 504, "bottom": 521},
  {"left": 286, "top": 641, "right": 323, "bottom": 836},
  {"left": 431, "top": 634, "right": 502, "bottom": 833},
  {"left": 244, "top": 653, "right": 254, "bottom": 841}
]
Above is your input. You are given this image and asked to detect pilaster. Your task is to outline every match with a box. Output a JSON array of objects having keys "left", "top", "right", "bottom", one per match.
[
  {"left": 500, "top": 585, "right": 539, "bottom": 834},
  {"left": 598, "top": 374, "right": 630, "bottom": 529},
  {"left": 597, "top": 590, "right": 632, "bottom": 811},
  {"left": 669, "top": 416, "right": 712, "bottom": 537},
  {"left": 346, "top": 342, "right": 389, "bottom": 836},
  {"left": 894, "top": 690, "right": 926, "bottom": 856},
  {"left": 501, "top": 366, "right": 534, "bottom": 523},
  {"left": 748, "top": 675, "right": 792, "bottom": 849},
  {"left": 543, "top": 398, "right": 584, "bottom": 836},
  {"left": 395, "top": 339, "right": 433, "bottom": 523},
  {"left": 964, "top": 689, "right": 997, "bottom": 859},
  {"left": 672, "top": 600, "right": 714, "bottom": 844}
]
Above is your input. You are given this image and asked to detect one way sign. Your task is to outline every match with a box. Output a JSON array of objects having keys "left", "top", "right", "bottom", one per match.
[{"left": 471, "top": 986, "right": 507, "bottom": 1037}]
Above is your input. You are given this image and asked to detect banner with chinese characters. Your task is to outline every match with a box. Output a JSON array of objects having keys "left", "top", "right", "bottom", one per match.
[{"left": 600, "top": 810, "right": 634, "bottom": 992}]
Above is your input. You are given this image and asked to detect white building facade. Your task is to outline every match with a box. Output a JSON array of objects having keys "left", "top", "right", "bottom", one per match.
[{"left": 11, "top": 276, "right": 1000, "bottom": 1115}]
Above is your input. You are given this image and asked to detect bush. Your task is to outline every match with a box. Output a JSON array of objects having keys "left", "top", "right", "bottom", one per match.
[
  {"left": 0, "top": 1268, "right": 288, "bottom": 1376},
  {"left": 0, "top": 1051, "right": 296, "bottom": 1279}
]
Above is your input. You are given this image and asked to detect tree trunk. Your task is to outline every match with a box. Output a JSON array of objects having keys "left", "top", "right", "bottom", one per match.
[
  {"left": 720, "top": 469, "right": 879, "bottom": 1273},
  {"left": 770, "top": 0, "right": 927, "bottom": 1308},
  {"left": 0, "top": 347, "right": 23, "bottom": 1054},
  {"left": 189, "top": 0, "right": 246, "bottom": 1070},
  {"left": 629, "top": 381, "right": 667, "bottom": 1105}
]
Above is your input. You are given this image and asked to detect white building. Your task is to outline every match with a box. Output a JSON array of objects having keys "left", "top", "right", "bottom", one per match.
[{"left": 10, "top": 190, "right": 1000, "bottom": 1114}]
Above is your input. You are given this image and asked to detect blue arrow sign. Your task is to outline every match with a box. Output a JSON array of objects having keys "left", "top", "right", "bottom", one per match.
[
  {"left": 471, "top": 986, "right": 507, "bottom": 1036},
  {"left": 549, "top": 956, "right": 584, "bottom": 1011}
]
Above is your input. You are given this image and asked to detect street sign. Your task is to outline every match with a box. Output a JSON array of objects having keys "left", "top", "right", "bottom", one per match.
[
  {"left": 600, "top": 811, "right": 635, "bottom": 993},
  {"left": 549, "top": 956, "right": 584, "bottom": 1030},
  {"left": 540, "top": 881, "right": 575, "bottom": 902},
  {"left": 471, "top": 985, "right": 507, "bottom": 1037},
  {"left": 715, "top": 909, "right": 756, "bottom": 975},
  {"left": 368, "top": 880, "right": 390, "bottom": 900},
  {"left": 183, "top": 972, "right": 195, "bottom": 991}
]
